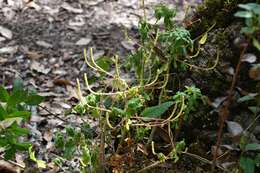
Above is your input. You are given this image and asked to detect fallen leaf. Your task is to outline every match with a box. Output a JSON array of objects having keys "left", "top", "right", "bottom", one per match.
[
  {"left": 0, "top": 36, "right": 6, "bottom": 42},
  {"left": 0, "top": 46, "right": 18, "bottom": 54},
  {"left": 121, "top": 40, "right": 135, "bottom": 50},
  {"left": 249, "top": 65, "right": 260, "bottom": 80},
  {"left": 242, "top": 53, "right": 257, "bottom": 63},
  {"left": 0, "top": 160, "right": 20, "bottom": 173},
  {"left": 53, "top": 79, "right": 72, "bottom": 86},
  {"left": 226, "top": 121, "right": 243, "bottom": 137},
  {"left": 43, "top": 129, "right": 53, "bottom": 142},
  {"left": 0, "top": 25, "right": 13, "bottom": 39},
  {"left": 211, "top": 97, "right": 226, "bottom": 108},
  {"left": 75, "top": 37, "right": 91, "bottom": 46},
  {"left": 68, "top": 15, "right": 85, "bottom": 26},
  {"left": 0, "top": 57, "right": 8, "bottom": 64},
  {"left": 61, "top": 2, "right": 83, "bottom": 13},
  {"left": 26, "top": 51, "right": 43, "bottom": 60},
  {"left": 36, "top": 40, "right": 53, "bottom": 48},
  {"left": 30, "top": 61, "right": 51, "bottom": 74},
  {"left": 26, "top": 1, "right": 41, "bottom": 11},
  {"left": 43, "top": 6, "right": 59, "bottom": 16},
  {"left": 2, "top": 7, "right": 16, "bottom": 20}
]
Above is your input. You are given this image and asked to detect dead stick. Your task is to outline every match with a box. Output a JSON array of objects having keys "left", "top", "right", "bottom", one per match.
[{"left": 211, "top": 43, "right": 248, "bottom": 172}]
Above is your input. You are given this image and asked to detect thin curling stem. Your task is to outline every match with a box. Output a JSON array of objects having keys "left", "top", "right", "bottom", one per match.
[{"left": 89, "top": 48, "right": 114, "bottom": 77}]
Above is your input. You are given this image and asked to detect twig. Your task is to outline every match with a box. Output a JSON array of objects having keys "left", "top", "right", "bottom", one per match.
[
  {"left": 137, "top": 160, "right": 164, "bottom": 173},
  {"left": 38, "top": 105, "right": 68, "bottom": 123},
  {"left": 211, "top": 43, "right": 248, "bottom": 172},
  {"left": 0, "top": 155, "right": 25, "bottom": 169}
]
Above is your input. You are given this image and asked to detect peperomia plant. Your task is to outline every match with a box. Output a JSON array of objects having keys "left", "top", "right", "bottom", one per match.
[
  {"left": 234, "top": 3, "right": 260, "bottom": 51},
  {"left": 73, "top": 4, "right": 216, "bottom": 172}
]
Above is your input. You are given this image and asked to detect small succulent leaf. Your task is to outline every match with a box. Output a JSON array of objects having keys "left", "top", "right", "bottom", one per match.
[
  {"left": 234, "top": 11, "right": 253, "bottom": 18},
  {"left": 237, "top": 95, "right": 255, "bottom": 103},
  {"left": 248, "top": 106, "right": 260, "bottom": 114},
  {"left": 245, "top": 143, "right": 260, "bottom": 151},
  {"left": 238, "top": 3, "right": 258, "bottom": 11}
]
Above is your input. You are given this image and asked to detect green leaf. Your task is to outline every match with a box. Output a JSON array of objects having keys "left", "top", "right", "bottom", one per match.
[
  {"left": 13, "top": 79, "right": 23, "bottom": 93},
  {"left": 248, "top": 106, "right": 260, "bottom": 114},
  {"left": 81, "top": 146, "right": 91, "bottom": 165},
  {"left": 14, "top": 142, "right": 31, "bottom": 151},
  {"left": 240, "top": 157, "right": 255, "bottom": 173},
  {"left": 237, "top": 95, "right": 255, "bottom": 103},
  {"left": 127, "top": 97, "right": 143, "bottom": 111},
  {"left": 25, "top": 94, "right": 44, "bottom": 105},
  {"left": 0, "top": 105, "right": 7, "bottom": 120},
  {"left": 112, "top": 107, "right": 126, "bottom": 117},
  {"left": 234, "top": 11, "right": 253, "bottom": 18},
  {"left": 7, "top": 90, "right": 27, "bottom": 108},
  {"left": 96, "top": 57, "right": 112, "bottom": 72},
  {"left": 241, "top": 27, "right": 255, "bottom": 34},
  {"left": 245, "top": 143, "right": 260, "bottom": 151},
  {"left": 64, "top": 137, "right": 76, "bottom": 159},
  {"left": 238, "top": 3, "right": 259, "bottom": 11},
  {"left": 0, "top": 86, "right": 9, "bottom": 102},
  {"left": 0, "top": 117, "right": 23, "bottom": 129},
  {"left": 141, "top": 101, "right": 174, "bottom": 118},
  {"left": 253, "top": 38, "right": 260, "bottom": 51},
  {"left": 255, "top": 154, "right": 260, "bottom": 167},
  {"left": 9, "top": 125, "right": 29, "bottom": 136},
  {"left": 6, "top": 111, "right": 31, "bottom": 119},
  {"left": 4, "top": 147, "right": 16, "bottom": 160},
  {"left": 54, "top": 132, "right": 64, "bottom": 149}
]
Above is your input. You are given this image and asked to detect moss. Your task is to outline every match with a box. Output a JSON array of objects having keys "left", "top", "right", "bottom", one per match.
[
  {"left": 190, "top": 0, "right": 257, "bottom": 36},
  {"left": 215, "top": 31, "right": 228, "bottom": 48}
]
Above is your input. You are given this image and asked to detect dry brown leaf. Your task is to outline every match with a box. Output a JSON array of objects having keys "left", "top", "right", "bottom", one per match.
[
  {"left": 249, "top": 65, "right": 260, "bottom": 80},
  {"left": 30, "top": 61, "right": 51, "bottom": 74},
  {"left": 0, "top": 160, "right": 20, "bottom": 173},
  {"left": 26, "top": 51, "right": 43, "bottom": 60},
  {"left": 53, "top": 79, "right": 73, "bottom": 86},
  {"left": 43, "top": 129, "right": 53, "bottom": 142}
]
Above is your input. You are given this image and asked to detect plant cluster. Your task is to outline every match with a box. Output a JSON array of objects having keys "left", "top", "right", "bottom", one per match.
[
  {"left": 72, "top": 4, "right": 219, "bottom": 172},
  {"left": 235, "top": 2, "right": 260, "bottom": 50},
  {"left": 0, "top": 80, "right": 43, "bottom": 160}
]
